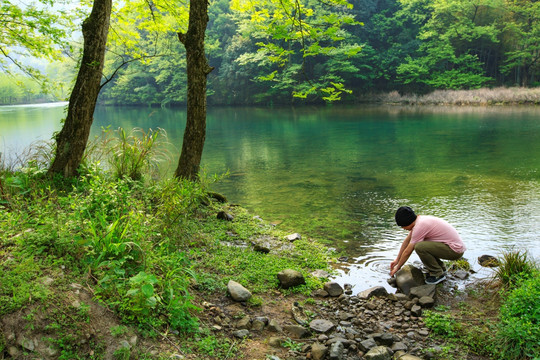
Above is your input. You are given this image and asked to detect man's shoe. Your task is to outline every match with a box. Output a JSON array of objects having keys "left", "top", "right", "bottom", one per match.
[{"left": 425, "top": 274, "right": 446, "bottom": 284}]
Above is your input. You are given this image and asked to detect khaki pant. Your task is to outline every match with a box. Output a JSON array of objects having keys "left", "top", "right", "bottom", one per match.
[{"left": 414, "top": 241, "right": 464, "bottom": 277}]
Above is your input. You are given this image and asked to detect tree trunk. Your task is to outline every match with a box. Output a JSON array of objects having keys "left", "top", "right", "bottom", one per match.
[
  {"left": 48, "top": 0, "right": 112, "bottom": 177},
  {"left": 174, "top": 0, "right": 213, "bottom": 181}
]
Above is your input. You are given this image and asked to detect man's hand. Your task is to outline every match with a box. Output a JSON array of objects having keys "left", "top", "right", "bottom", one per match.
[{"left": 390, "top": 260, "right": 399, "bottom": 276}]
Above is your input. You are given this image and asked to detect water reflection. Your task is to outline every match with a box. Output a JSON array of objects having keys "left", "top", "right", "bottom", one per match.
[{"left": 1, "top": 103, "right": 539, "bottom": 294}]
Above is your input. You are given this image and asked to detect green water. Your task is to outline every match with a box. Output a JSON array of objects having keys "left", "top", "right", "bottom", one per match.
[{"left": 2, "top": 103, "right": 539, "bottom": 290}]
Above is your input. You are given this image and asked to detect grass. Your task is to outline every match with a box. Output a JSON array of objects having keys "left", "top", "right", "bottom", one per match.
[
  {"left": 0, "top": 134, "right": 333, "bottom": 359},
  {"left": 375, "top": 87, "right": 540, "bottom": 105},
  {"left": 423, "top": 250, "right": 539, "bottom": 360},
  {"left": 493, "top": 248, "right": 537, "bottom": 288}
]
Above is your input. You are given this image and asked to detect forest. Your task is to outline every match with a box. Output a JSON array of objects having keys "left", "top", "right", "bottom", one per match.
[{"left": 1, "top": 0, "right": 539, "bottom": 106}]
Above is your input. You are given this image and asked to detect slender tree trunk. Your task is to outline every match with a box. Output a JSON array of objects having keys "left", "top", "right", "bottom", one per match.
[
  {"left": 174, "top": 0, "right": 213, "bottom": 181},
  {"left": 48, "top": 0, "right": 112, "bottom": 177}
]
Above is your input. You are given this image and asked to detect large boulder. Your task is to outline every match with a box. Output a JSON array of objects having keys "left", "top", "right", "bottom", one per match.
[
  {"left": 395, "top": 265, "right": 425, "bottom": 295},
  {"left": 277, "top": 269, "right": 306, "bottom": 289}
]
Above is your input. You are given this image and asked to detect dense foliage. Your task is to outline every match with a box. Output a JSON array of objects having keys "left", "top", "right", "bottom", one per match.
[
  {"left": 2, "top": 0, "right": 538, "bottom": 106},
  {"left": 98, "top": 0, "right": 539, "bottom": 106}
]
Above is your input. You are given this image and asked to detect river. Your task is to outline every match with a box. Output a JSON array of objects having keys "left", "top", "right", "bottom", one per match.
[{"left": 1, "top": 102, "right": 539, "bottom": 292}]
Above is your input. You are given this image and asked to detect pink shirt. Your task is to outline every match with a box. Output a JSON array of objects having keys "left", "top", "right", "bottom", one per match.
[{"left": 410, "top": 215, "right": 466, "bottom": 253}]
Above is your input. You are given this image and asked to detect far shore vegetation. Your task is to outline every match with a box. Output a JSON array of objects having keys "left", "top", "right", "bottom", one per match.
[
  {"left": 1, "top": 130, "right": 539, "bottom": 359},
  {"left": 2, "top": 84, "right": 539, "bottom": 107}
]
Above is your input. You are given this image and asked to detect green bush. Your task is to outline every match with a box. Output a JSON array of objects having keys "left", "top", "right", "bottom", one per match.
[
  {"left": 496, "top": 272, "right": 540, "bottom": 359},
  {"left": 423, "top": 305, "right": 458, "bottom": 337}
]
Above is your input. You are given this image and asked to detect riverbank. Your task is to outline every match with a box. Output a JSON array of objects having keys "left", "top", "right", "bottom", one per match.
[
  {"left": 360, "top": 87, "right": 540, "bottom": 106},
  {"left": 1, "top": 166, "right": 538, "bottom": 359}
]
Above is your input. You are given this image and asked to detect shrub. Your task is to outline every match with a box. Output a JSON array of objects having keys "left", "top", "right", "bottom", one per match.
[
  {"left": 423, "top": 305, "right": 458, "bottom": 337},
  {"left": 496, "top": 273, "right": 540, "bottom": 359}
]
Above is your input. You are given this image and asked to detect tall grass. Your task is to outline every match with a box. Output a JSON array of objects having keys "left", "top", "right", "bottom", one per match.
[
  {"left": 493, "top": 249, "right": 538, "bottom": 288},
  {"left": 377, "top": 87, "right": 540, "bottom": 105},
  {"left": 104, "top": 127, "right": 171, "bottom": 181}
]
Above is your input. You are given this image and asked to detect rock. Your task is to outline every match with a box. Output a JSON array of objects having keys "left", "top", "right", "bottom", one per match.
[
  {"left": 311, "top": 342, "right": 328, "bottom": 360},
  {"left": 284, "top": 324, "right": 310, "bottom": 338},
  {"left": 292, "top": 302, "right": 309, "bottom": 325},
  {"left": 396, "top": 265, "right": 425, "bottom": 295},
  {"left": 328, "top": 341, "right": 345, "bottom": 360},
  {"left": 217, "top": 211, "right": 234, "bottom": 221},
  {"left": 310, "top": 319, "right": 335, "bottom": 333},
  {"left": 17, "top": 336, "right": 35, "bottom": 351},
  {"left": 207, "top": 192, "right": 227, "bottom": 203},
  {"left": 478, "top": 255, "right": 499, "bottom": 267},
  {"left": 364, "top": 345, "right": 393, "bottom": 360},
  {"left": 411, "top": 305, "right": 422, "bottom": 317},
  {"left": 227, "top": 280, "right": 252, "bottom": 302},
  {"left": 277, "top": 269, "right": 306, "bottom": 289},
  {"left": 268, "top": 337, "right": 284, "bottom": 347},
  {"left": 418, "top": 296, "right": 435, "bottom": 308},
  {"left": 266, "top": 356, "right": 282, "bottom": 360},
  {"left": 311, "top": 270, "right": 331, "bottom": 278},
  {"left": 285, "top": 233, "right": 302, "bottom": 241},
  {"left": 118, "top": 340, "right": 131, "bottom": 349},
  {"left": 387, "top": 277, "right": 397, "bottom": 287},
  {"left": 313, "top": 289, "right": 329, "bottom": 297},
  {"left": 41, "top": 277, "right": 54, "bottom": 286},
  {"left": 324, "top": 282, "right": 344, "bottom": 297},
  {"left": 372, "top": 332, "right": 394, "bottom": 346},
  {"left": 454, "top": 270, "right": 469, "bottom": 280},
  {"left": 252, "top": 242, "right": 271, "bottom": 254},
  {"left": 236, "top": 316, "right": 251, "bottom": 330},
  {"left": 357, "top": 286, "right": 388, "bottom": 300},
  {"left": 232, "top": 329, "right": 249, "bottom": 338},
  {"left": 268, "top": 319, "right": 283, "bottom": 332},
  {"left": 252, "top": 319, "right": 266, "bottom": 331},
  {"left": 359, "top": 338, "right": 377, "bottom": 352},
  {"left": 397, "top": 354, "right": 424, "bottom": 360},
  {"left": 409, "top": 284, "right": 436, "bottom": 299},
  {"left": 7, "top": 346, "right": 20, "bottom": 358},
  {"left": 391, "top": 342, "right": 408, "bottom": 352},
  {"left": 338, "top": 312, "right": 354, "bottom": 321},
  {"left": 327, "top": 337, "right": 350, "bottom": 347}
]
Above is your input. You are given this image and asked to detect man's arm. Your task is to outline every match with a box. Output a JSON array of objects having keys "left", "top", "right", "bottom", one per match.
[
  {"left": 390, "top": 232, "right": 414, "bottom": 276},
  {"left": 390, "top": 242, "right": 415, "bottom": 276}
]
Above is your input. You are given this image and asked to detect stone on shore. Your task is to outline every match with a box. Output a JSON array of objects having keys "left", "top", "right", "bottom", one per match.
[
  {"left": 277, "top": 269, "right": 306, "bottom": 289},
  {"left": 395, "top": 265, "right": 425, "bottom": 295},
  {"left": 310, "top": 319, "right": 335, "bottom": 333},
  {"left": 364, "top": 345, "right": 393, "bottom": 360},
  {"left": 478, "top": 254, "right": 499, "bottom": 267},
  {"left": 311, "top": 342, "right": 328, "bottom": 360},
  {"left": 324, "top": 281, "right": 344, "bottom": 297},
  {"left": 227, "top": 280, "right": 252, "bottom": 302},
  {"left": 409, "top": 284, "right": 436, "bottom": 299},
  {"left": 285, "top": 233, "right": 302, "bottom": 242},
  {"left": 357, "top": 286, "right": 388, "bottom": 300}
]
